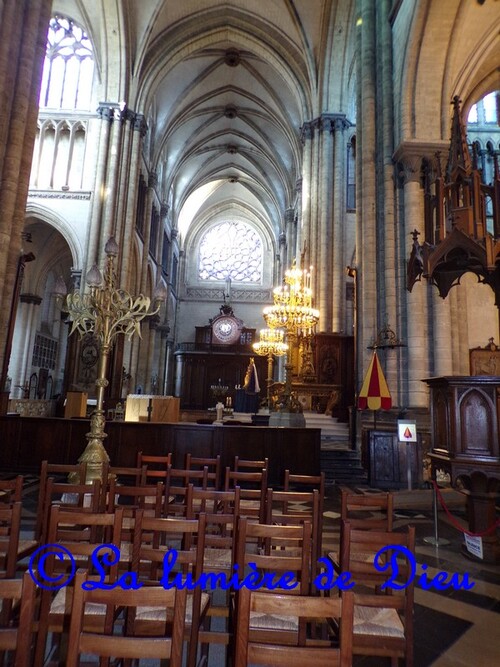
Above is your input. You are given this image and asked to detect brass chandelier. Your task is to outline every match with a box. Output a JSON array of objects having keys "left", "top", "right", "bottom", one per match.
[
  {"left": 252, "top": 328, "right": 288, "bottom": 410},
  {"left": 262, "top": 263, "right": 319, "bottom": 412},
  {"left": 263, "top": 265, "right": 320, "bottom": 337}
]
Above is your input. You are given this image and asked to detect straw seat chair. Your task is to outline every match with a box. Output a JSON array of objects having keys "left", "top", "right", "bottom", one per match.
[
  {"left": 328, "top": 488, "right": 394, "bottom": 573},
  {"left": 340, "top": 521, "right": 415, "bottom": 667},
  {"left": 0, "top": 572, "right": 38, "bottom": 667},
  {"left": 131, "top": 510, "right": 210, "bottom": 667},
  {"left": 234, "top": 588, "right": 354, "bottom": 667},
  {"left": 33, "top": 506, "right": 124, "bottom": 667},
  {"left": 65, "top": 569, "right": 188, "bottom": 667}
]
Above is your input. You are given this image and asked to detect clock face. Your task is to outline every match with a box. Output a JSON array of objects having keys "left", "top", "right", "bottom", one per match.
[{"left": 212, "top": 316, "right": 241, "bottom": 344}]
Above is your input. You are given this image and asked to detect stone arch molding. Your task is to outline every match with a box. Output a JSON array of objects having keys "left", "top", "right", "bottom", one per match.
[{"left": 25, "top": 202, "right": 83, "bottom": 270}]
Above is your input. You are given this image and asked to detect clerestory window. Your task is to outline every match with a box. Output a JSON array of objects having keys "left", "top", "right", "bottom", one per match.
[{"left": 40, "top": 15, "right": 94, "bottom": 111}]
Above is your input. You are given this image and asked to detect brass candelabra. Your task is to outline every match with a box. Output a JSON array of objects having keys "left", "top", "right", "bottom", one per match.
[{"left": 54, "top": 236, "right": 167, "bottom": 481}]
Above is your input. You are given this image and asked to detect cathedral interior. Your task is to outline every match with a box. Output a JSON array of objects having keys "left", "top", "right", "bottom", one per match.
[{"left": 0, "top": 1, "right": 499, "bottom": 665}]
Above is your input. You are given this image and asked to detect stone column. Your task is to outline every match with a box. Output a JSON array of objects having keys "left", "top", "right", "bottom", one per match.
[
  {"left": 309, "top": 120, "right": 320, "bottom": 295},
  {"left": 140, "top": 172, "right": 157, "bottom": 293},
  {"left": 99, "top": 105, "right": 126, "bottom": 251},
  {"left": 356, "top": 0, "right": 377, "bottom": 364},
  {"left": 85, "top": 104, "right": 115, "bottom": 271},
  {"left": 318, "top": 115, "right": 334, "bottom": 331},
  {"left": 120, "top": 114, "right": 147, "bottom": 290},
  {"left": 401, "top": 177, "right": 429, "bottom": 407},
  {"left": 332, "top": 116, "right": 350, "bottom": 333},
  {"left": 298, "top": 124, "right": 313, "bottom": 265},
  {"left": 0, "top": 0, "right": 53, "bottom": 384}
]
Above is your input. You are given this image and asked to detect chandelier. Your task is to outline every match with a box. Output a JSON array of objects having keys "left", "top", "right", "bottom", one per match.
[
  {"left": 263, "top": 265, "right": 320, "bottom": 337},
  {"left": 54, "top": 236, "right": 167, "bottom": 481},
  {"left": 253, "top": 329, "right": 288, "bottom": 411}
]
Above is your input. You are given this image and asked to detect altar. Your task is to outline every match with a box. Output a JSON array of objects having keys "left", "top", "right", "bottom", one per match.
[{"left": 124, "top": 394, "right": 180, "bottom": 423}]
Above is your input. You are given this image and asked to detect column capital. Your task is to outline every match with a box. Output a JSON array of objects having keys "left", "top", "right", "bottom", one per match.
[
  {"left": 300, "top": 121, "right": 314, "bottom": 142},
  {"left": 148, "top": 171, "right": 158, "bottom": 189},
  {"left": 97, "top": 102, "right": 124, "bottom": 122},
  {"left": 393, "top": 140, "right": 449, "bottom": 184},
  {"left": 70, "top": 269, "right": 82, "bottom": 290},
  {"left": 133, "top": 113, "right": 148, "bottom": 136},
  {"left": 284, "top": 207, "right": 295, "bottom": 225},
  {"left": 295, "top": 177, "right": 302, "bottom": 192},
  {"left": 160, "top": 202, "right": 170, "bottom": 218}
]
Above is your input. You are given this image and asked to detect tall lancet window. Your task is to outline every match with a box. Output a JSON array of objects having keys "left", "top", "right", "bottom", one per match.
[
  {"left": 198, "top": 221, "right": 263, "bottom": 283},
  {"left": 40, "top": 15, "right": 94, "bottom": 111}
]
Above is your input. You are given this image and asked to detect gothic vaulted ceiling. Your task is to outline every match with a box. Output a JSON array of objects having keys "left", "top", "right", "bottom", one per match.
[{"left": 114, "top": 0, "right": 356, "bottom": 244}]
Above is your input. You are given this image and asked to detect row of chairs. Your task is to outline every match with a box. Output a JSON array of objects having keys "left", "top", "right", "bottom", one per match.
[
  {"left": 30, "top": 498, "right": 327, "bottom": 666},
  {"left": 0, "top": 569, "right": 355, "bottom": 667}
]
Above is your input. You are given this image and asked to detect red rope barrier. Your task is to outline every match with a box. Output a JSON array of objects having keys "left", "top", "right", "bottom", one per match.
[{"left": 431, "top": 480, "right": 500, "bottom": 537}]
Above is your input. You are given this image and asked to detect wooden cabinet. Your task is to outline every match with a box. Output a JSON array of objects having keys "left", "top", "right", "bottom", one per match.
[{"left": 366, "top": 430, "right": 421, "bottom": 489}]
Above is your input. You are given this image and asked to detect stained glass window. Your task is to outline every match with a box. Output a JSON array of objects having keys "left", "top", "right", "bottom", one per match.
[
  {"left": 198, "top": 221, "right": 263, "bottom": 283},
  {"left": 40, "top": 15, "right": 94, "bottom": 110}
]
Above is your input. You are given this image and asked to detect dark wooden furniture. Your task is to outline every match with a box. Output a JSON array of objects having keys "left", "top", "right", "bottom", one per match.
[
  {"left": 366, "top": 430, "right": 421, "bottom": 489},
  {"left": 314, "top": 333, "right": 354, "bottom": 421},
  {"left": 426, "top": 376, "right": 500, "bottom": 562},
  {"left": 0, "top": 416, "right": 320, "bottom": 488}
]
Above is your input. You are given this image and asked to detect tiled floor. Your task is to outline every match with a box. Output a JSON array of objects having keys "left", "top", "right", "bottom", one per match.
[{"left": 16, "top": 477, "right": 500, "bottom": 666}]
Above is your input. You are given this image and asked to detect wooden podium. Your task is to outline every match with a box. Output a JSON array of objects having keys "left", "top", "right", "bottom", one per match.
[{"left": 124, "top": 395, "right": 180, "bottom": 423}]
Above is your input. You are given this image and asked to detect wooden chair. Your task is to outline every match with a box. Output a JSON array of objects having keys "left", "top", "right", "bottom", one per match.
[
  {"left": 185, "top": 453, "right": 221, "bottom": 489},
  {"left": 165, "top": 465, "right": 209, "bottom": 517},
  {"left": 131, "top": 510, "right": 210, "bottom": 667},
  {"left": 136, "top": 451, "right": 172, "bottom": 485},
  {"left": 233, "top": 456, "right": 269, "bottom": 472},
  {"left": 187, "top": 487, "right": 241, "bottom": 659},
  {"left": 102, "top": 464, "right": 147, "bottom": 487},
  {"left": 340, "top": 521, "right": 416, "bottom": 667},
  {"left": 340, "top": 488, "right": 394, "bottom": 531},
  {"left": 224, "top": 467, "right": 267, "bottom": 523},
  {"left": 35, "top": 477, "right": 102, "bottom": 548},
  {"left": 265, "top": 488, "right": 322, "bottom": 583},
  {"left": 33, "top": 506, "right": 124, "bottom": 667},
  {"left": 284, "top": 470, "right": 325, "bottom": 544},
  {"left": 234, "top": 587, "right": 354, "bottom": 667},
  {"left": 0, "top": 476, "right": 23, "bottom": 504},
  {"left": 328, "top": 488, "right": 394, "bottom": 572},
  {"left": 35, "top": 461, "right": 88, "bottom": 540},
  {"left": 65, "top": 569, "right": 187, "bottom": 667},
  {"left": 0, "top": 502, "right": 22, "bottom": 579},
  {"left": 231, "top": 516, "right": 313, "bottom": 658},
  {"left": 0, "top": 572, "right": 38, "bottom": 667}
]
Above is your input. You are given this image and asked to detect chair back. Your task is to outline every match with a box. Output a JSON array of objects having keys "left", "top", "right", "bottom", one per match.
[
  {"left": 65, "top": 569, "right": 187, "bottom": 667},
  {"left": 0, "top": 476, "right": 23, "bottom": 504},
  {"left": 340, "top": 521, "right": 415, "bottom": 665},
  {"left": 234, "top": 587, "right": 354, "bottom": 667},
  {"left": 0, "top": 501, "right": 21, "bottom": 578},
  {"left": 35, "top": 461, "right": 87, "bottom": 539},
  {"left": 340, "top": 488, "right": 394, "bottom": 531},
  {"left": 235, "top": 516, "right": 312, "bottom": 595},
  {"left": 185, "top": 453, "right": 221, "bottom": 489},
  {"left": 0, "top": 573, "right": 37, "bottom": 667},
  {"left": 233, "top": 456, "right": 269, "bottom": 472},
  {"left": 224, "top": 468, "right": 267, "bottom": 522},
  {"left": 266, "top": 488, "right": 322, "bottom": 582}
]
